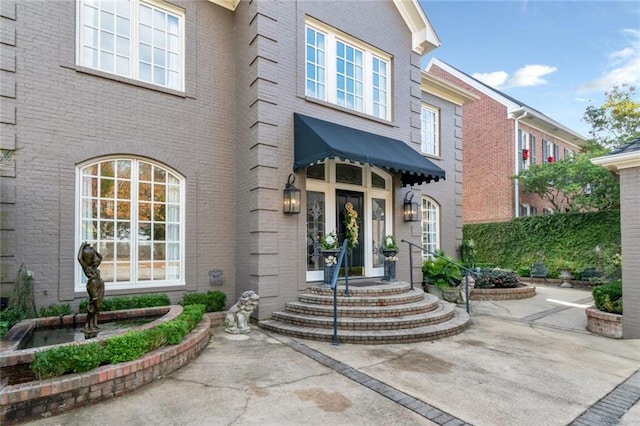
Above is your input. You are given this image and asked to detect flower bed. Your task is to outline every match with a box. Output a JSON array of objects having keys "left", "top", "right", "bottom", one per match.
[{"left": 585, "top": 306, "right": 622, "bottom": 339}]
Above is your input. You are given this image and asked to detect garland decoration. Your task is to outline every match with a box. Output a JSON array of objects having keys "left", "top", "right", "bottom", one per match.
[{"left": 344, "top": 202, "right": 359, "bottom": 251}]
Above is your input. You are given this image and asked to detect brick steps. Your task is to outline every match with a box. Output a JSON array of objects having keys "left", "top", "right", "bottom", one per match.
[{"left": 260, "top": 281, "right": 470, "bottom": 344}]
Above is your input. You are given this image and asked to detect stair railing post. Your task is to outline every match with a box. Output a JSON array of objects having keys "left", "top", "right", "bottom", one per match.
[
  {"left": 330, "top": 239, "right": 349, "bottom": 346},
  {"left": 408, "top": 245, "right": 414, "bottom": 291}
]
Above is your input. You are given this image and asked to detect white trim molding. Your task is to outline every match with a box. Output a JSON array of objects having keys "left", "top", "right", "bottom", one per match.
[{"left": 591, "top": 151, "right": 640, "bottom": 173}]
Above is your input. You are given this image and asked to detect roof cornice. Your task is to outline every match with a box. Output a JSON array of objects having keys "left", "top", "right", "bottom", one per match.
[
  {"left": 427, "top": 58, "right": 587, "bottom": 146},
  {"left": 392, "top": 0, "right": 441, "bottom": 54},
  {"left": 591, "top": 151, "right": 640, "bottom": 173},
  {"left": 207, "top": 0, "right": 441, "bottom": 55},
  {"left": 421, "top": 72, "right": 478, "bottom": 106}
]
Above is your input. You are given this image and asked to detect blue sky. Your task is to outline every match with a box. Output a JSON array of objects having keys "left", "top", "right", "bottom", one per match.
[{"left": 419, "top": 0, "right": 640, "bottom": 138}]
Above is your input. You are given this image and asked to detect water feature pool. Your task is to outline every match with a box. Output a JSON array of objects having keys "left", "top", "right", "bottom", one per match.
[{"left": 19, "top": 317, "right": 158, "bottom": 349}]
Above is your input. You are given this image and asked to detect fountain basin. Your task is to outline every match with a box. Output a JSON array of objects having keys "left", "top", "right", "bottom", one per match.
[
  {"left": 0, "top": 307, "right": 212, "bottom": 425},
  {"left": 0, "top": 306, "right": 182, "bottom": 371}
]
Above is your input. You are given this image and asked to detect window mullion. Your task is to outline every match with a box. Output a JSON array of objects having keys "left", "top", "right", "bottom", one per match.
[
  {"left": 326, "top": 34, "right": 337, "bottom": 105},
  {"left": 364, "top": 52, "right": 373, "bottom": 116},
  {"left": 130, "top": 0, "right": 138, "bottom": 82},
  {"left": 131, "top": 158, "right": 139, "bottom": 285}
]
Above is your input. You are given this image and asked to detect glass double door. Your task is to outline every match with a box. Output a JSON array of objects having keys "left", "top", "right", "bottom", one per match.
[{"left": 336, "top": 190, "right": 364, "bottom": 275}]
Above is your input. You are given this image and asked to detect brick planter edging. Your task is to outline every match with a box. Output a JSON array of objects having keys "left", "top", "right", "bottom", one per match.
[
  {"left": 470, "top": 284, "right": 536, "bottom": 301},
  {"left": 586, "top": 306, "right": 622, "bottom": 339},
  {"left": 0, "top": 315, "right": 211, "bottom": 425}
]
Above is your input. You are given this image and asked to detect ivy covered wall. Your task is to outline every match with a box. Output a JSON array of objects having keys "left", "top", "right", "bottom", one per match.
[{"left": 463, "top": 210, "right": 621, "bottom": 276}]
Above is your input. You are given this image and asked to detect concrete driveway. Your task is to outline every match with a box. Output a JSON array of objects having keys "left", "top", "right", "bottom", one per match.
[{"left": 26, "top": 285, "right": 640, "bottom": 426}]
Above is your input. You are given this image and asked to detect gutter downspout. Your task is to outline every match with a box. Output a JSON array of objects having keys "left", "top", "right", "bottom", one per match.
[{"left": 513, "top": 110, "right": 527, "bottom": 217}]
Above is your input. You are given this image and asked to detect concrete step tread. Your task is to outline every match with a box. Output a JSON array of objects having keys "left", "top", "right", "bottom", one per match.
[
  {"left": 308, "top": 281, "right": 413, "bottom": 296},
  {"left": 260, "top": 308, "right": 470, "bottom": 343},
  {"left": 299, "top": 289, "right": 426, "bottom": 306},
  {"left": 284, "top": 295, "right": 440, "bottom": 317},
  {"left": 271, "top": 303, "right": 455, "bottom": 329}
]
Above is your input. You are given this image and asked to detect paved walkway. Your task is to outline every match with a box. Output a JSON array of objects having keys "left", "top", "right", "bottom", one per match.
[{"left": 27, "top": 285, "right": 640, "bottom": 426}]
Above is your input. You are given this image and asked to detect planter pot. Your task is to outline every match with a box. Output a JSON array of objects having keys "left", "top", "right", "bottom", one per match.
[
  {"left": 321, "top": 249, "right": 340, "bottom": 285},
  {"left": 560, "top": 269, "right": 573, "bottom": 288},
  {"left": 442, "top": 287, "right": 460, "bottom": 303},
  {"left": 425, "top": 283, "right": 443, "bottom": 299},
  {"left": 382, "top": 259, "right": 397, "bottom": 282}
]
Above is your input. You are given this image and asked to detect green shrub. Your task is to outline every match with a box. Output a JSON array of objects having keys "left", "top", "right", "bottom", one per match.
[
  {"left": 30, "top": 343, "right": 103, "bottom": 380},
  {"left": 0, "top": 307, "right": 27, "bottom": 338},
  {"left": 28, "top": 301, "right": 206, "bottom": 378},
  {"left": 79, "top": 294, "right": 171, "bottom": 313},
  {"left": 38, "top": 304, "right": 72, "bottom": 318},
  {"left": 182, "top": 291, "right": 226, "bottom": 312},
  {"left": 156, "top": 321, "right": 189, "bottom": 345},
  {"left": 474, "top": 268, "right": 521, "bottom": 289},
  {"left": 592, "top": 281, "right": 623, "bottom": 314},
  {"left": 422, "top": 250, "right": 462, "bottom": 289},
  {"left": 103, "top": 331, "right": 150, "bottom": 364}
]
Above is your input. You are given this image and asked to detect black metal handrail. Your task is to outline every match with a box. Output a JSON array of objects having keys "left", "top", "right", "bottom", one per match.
[
  {"left": 328, "top": 239, "right": 349, "bottom": 346},
  {"left": 400, "top": 239, "right": 477, "bottom": 314}
]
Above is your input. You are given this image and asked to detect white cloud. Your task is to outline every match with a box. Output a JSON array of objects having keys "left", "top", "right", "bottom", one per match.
[
  {"left": 507, "top": 64, "right": 558, "bottom": 87},
  {"left": 577, "top": 28, "right": 640, "bottom": 94},
  {"left": 471, "top": 71, "right": 509, "bottom": 88},
  {"left": 472, "top": 65, "right": 557, "bottom": 90}
]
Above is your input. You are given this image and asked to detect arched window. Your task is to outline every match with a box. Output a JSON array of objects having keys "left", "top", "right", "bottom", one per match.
[
  {"left": 76, "top": 157, "right": 184, "bottom": 290},
  {"left": 422, "top": 196, "right": 440, "bottom": 259}
]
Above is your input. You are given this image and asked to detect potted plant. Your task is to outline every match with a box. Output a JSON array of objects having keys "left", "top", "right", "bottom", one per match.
[
  {"left": 422, "top": 250, "right": 462, "bottom": 301},
  {"left": 320, "top": 231, "right": 339, "bottom": 285},
  {"left": 381, "top": 235, "right": 398, "bottom": 282}
]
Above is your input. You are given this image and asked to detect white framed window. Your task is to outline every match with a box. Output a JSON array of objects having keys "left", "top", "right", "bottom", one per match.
[
  {"left": 421, "top": 197, "right": 440, "bottom": 259},
  {"left": 75, "top": 157, "right": 185, "bottom": 291},
  {"left": 543, "top": 139, "right": 555, "bottom": 163},
  {"left": 543, "top": 207, "right": 553, "bottom": 215},
  {"left": 518, "top": 130, "right": 530, "bottom": 171},
  {"left": 564, "top": 148, "right": 574, "bottom": 159},
  {"left": 305, "top": 18, "right": 391, "bottom": 120},
  {"left": 77, "top": 0, "right": 185, "bottom": 91},
  {"left": 421, "top": 105, "right": 439, "bottom": 156}
]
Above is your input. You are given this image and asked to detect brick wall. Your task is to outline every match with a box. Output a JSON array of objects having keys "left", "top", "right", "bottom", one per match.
[
  {"left": 620, "top": 167, "right": 640, "bottom": 338},
  {"left": 428, "top": 64, "right": 584, "bottom": 224},
  {"left": 3, "top": 0, "right": 237, "bottom": 307}
]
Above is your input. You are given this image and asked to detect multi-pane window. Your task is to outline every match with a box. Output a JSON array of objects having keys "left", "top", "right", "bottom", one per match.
[
  {"left": 543, "top": 139, "right": 555, "bottom": 163},
  {"left": 421, "top": 105, "right": 439, "bottom": 156},
  {"left": 77, "top": 158, "right": 184, "bottom": 290},
  {"left": 78, "top": 0, "right": 184, "bottom": 91},
  {"left": 305, "top": 26, "right": 326, "bottom": 100},
  {"left": 336, "top": 41, "right": 364, "bottom": 111},
  {"left": 422, "top": 197, "right": 440, "bottom": 259},
  {"left": 564, "top": 148, "right": 574, "bottom": 159},
  {"left": 305, "top": 20, "right": 391, "bottom": 120}
]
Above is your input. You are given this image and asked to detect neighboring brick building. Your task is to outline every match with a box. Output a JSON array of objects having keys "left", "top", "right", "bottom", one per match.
[
  {"left": 0, "top": 0, "right": 466, "bottom": 320},
  {"left": 426, "top": 58, "right": 587, "bottom": 224}
]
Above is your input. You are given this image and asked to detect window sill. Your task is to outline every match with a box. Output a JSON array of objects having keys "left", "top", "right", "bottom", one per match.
[
  {"left": 71, "top": 65, "right": 187, "bottom": 98},
  {"left": 422, "top": 153, "right": 442, "bottom": 161},
  {"left": 303, "top": 96, "right": 395, "bottom": 127},
  {"left": 74, "top": 283, "right": 187, "bottom": 298}
]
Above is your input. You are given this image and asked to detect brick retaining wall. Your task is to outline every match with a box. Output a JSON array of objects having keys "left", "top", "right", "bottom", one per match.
[
  {"left": 470, "top": 285, "right": 536, "bottom": 301},
  {"left": 0, "top": 316, "right": 211, "bottom": 424},
  {"left": 586, "top": 306, "right": 622, "bottom": 339}
]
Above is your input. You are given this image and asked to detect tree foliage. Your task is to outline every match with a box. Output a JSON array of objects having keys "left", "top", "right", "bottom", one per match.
[
  {"left": 515, "top": 147, "right": 619, "bottom": 212},
  {"left": 583, "top": 84, "right": 640, "bottom": 148}
]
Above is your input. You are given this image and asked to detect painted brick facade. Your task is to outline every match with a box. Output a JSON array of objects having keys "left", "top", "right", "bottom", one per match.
[
  {"left": 620, "top": 167, "right": 640, "bottom": 338},
  {"left": 427, "top": 60, "right": 586, "bottom": 224},
  {"left": 1, "top": 1, "right": 460, "bottom": 321}
]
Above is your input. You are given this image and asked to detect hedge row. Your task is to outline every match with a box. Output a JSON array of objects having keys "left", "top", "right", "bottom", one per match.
[
  {"left": 29, "top": 304, "right": 206, "bottom": 380},
  {"left": 463, "top": 210, "right": 621, "bottom": 277}
]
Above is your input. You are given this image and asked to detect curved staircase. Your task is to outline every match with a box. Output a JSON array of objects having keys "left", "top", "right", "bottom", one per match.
[{"left": 259, "top": 281, "right": 470, "bottom": 344}]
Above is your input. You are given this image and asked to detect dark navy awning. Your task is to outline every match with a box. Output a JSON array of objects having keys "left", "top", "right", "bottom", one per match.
[{"left": 293, "top": 113, "right": 445, "bottom": 186}]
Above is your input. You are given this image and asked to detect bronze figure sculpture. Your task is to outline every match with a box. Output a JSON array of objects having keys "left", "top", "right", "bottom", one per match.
[{"left": 77, "top": 242, "right": 105, "bottom": 338}]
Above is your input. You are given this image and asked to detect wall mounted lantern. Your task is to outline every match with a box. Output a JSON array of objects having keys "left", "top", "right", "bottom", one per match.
[
  {"left": 283, "top": 173, "right": 301, "bottom": 214},
  {"left": 403, "top": 191, "right": 420, "bottom": 222}
]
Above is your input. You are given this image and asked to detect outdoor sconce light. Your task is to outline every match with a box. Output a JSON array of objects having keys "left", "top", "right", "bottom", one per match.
[
  {"left": 403, "top": 191, "right": 420, "bottom": 222},
  {"left": 283, "top": 173, "right": 301, "bottom": 214}
]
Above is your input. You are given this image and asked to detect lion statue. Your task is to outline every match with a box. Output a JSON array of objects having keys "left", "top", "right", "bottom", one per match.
[{"left": 224, "top": 290, "right": 260, "bottom": 334}]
